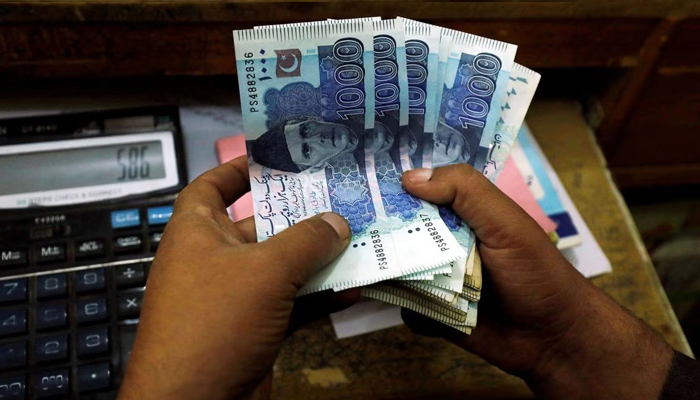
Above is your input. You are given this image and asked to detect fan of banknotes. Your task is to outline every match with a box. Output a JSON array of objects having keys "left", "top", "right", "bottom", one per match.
[{"left": 233, "top": 17, "right": 541, "bottom": 334}]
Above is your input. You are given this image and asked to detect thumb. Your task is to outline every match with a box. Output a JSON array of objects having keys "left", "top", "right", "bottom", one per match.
[
  {"left": 402, "top": 164, "right": 551, "bottom": 251},
  {"left": 256, "top": 212, "right": 351, "bottom": 289}
]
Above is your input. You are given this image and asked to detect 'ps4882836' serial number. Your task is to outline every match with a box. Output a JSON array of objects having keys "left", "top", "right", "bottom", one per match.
[
  {"left": 370, "top": 230, "right": 388, "bottom": 270},
  {"left": 243, "top": 52, "right": 259, "bottom": 113},
  {"left": 420, "top": 214, "right": 450, "bottom": 252}
]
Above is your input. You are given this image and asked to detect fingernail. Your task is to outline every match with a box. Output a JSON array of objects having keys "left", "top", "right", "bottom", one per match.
[
  {"left": 406, "top": 168, "right": 433, "bottom": 183},
  {"left": 321, "top": 213, "right": 350, "bottom": 240}
]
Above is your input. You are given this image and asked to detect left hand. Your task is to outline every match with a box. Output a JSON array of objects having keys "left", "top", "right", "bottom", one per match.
[{"left": 117, "top": 156, "right": 358, "bottom": 400}]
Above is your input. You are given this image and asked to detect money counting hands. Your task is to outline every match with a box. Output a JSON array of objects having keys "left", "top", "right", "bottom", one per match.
[{"left": 233, "top": 17, "right": 540, "bottom": 333}]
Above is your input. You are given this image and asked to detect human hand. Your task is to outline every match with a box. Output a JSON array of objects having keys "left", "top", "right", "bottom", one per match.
[
  {"left": 117, "top": 156, "right": 358, "bottom": 400},
  {"left": 401, "top": 164, "right": 673, "bottom": 400}
]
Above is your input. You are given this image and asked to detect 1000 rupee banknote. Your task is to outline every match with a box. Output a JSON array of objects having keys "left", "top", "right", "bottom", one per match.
[
  {"left": 234, "top": 22, "right": 464, "bottom": 294},
  {"left": 482, "top": 63, "right": 541, "bottom": 182}
]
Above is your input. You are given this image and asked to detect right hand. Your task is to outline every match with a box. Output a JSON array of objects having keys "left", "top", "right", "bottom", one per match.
[{"left": 401, "top": 164, "right": 673, "bottom": 400}]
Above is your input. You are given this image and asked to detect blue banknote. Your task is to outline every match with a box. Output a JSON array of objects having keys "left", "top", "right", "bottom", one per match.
[
  {"left": 234, "top": 21, "right": 464, "bottom": 294},
  {"left": 438, "top": 31, "right": 517, "bottom": 170},
  {"left": 370, "top": 19, "right": 422, "bottom": 221},
  {"left": 482, "top": 63, "right": 541, "bottom": 182},
  {"left": 404, "top": 23, "right": 440, "bottom": 170}
]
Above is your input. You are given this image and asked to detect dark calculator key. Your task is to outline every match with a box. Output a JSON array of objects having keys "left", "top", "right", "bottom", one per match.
[
  {"left": 114, "top": 235, "right": 143, "bottom": 254},
  {"left": 0, "top": 341, "right": 26, "bottom": 370},
  {"left": 0, "top": 376, "right": 25, "bottom": 400},
  {"left": 0, "top": 248, "right": 27, "bottom": 268},
  {"left": 150, "top": 231, "right": 163, "bottom": 249},
  {"left": 75, "top": 298, "right": 108, "bottom": 324},
  {"left": 35, "top": 335, "right": 69, "bottom": 363},
  {"left": 78, "top": 362, "right": 111, "bottom": 392},
  {"left": 34, "top": 370, "right": 69, "bottom": 398},
  {"left": 36, "top": 304, "right": 68, "bottom": 331},
  {"left": 115, "top": 264, "right": 145, "bottom": 289},
  {"left": 75, "top": 269, "right": 106, "bottom": 293},
  {"left": 36, "top": 273, "right": 67, "bottom": 299},
  {"left": 75, "top": 239, "right": 105, "bottom": 259},
  {"left": 118, "top": 292, "right": 143, "bottom": 319},
  {"left": 0, "top": 309, "right": 27, "bottom": 336},
  {"left": 119, "top": 325, "right": 137, "bottom": 368},
  {"left": 76, "top": 327, "right": 109, "bottom": 357},
  {"left": 36, "top": 244, "right": 66, "bottom": 264},
  {"left": 0, "top": 279, "right": 27, "bottom": 303}
]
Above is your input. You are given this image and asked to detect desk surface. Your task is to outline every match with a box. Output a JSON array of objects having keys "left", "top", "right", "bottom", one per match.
[{"left": 272, "top": 100, "right": 691, "bottom": 400}]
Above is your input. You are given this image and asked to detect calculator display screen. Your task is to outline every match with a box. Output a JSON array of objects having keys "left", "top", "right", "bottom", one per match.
[
  {"left": 0, "top": 131, "right": 180, "bottom": 209},
  {"left": 0, "top": 141, "right": 165, "bottom": 195}
]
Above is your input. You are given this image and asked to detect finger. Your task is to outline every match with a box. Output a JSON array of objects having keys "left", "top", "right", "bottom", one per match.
[
  {"left": 256, "top": 212, "right": 351, "bottom": 289},
  {"left": 175, "top": 156, "right": 250, "bottom": 216},
  {"left": 232, "top": 216, "right": 258, "bottom": 243},
  {"left": 287, "top": 288, "right": 360, "bottom": 334},
  {"left": 402, "top": 164, "right": 548, "bottom": 250}
]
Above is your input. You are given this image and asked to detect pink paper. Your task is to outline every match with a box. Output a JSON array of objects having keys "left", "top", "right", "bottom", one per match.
[
  {"left": 216, "top": 134, "right": 254, "bottom": 222},
  {"left": 496, "top": 157, "right": 558, "bottom": 233}
]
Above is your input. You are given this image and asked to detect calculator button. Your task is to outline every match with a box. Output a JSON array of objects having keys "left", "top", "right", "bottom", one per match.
[
  {"left": 76, "top": 239, "right": 106, "bottom": 259},
  {"left": 36, "top": 335, "right": 69, "bottom": 363},
  {"left": 0, "top": 309, "right": 27, "bottom": 336},
  {"left": 114, "top": 235, "right": 143, "bottom": 253},
  {"left": 111, "top": 209, "right": 140, "bottom": 229},
  {"left": 119, "top": 325, "right": 137, "bottom": 368},
  {"left": 75, "top": 269, "right": 106, "bottom": 293},
  {"left": 77, "top": 328, "right": 110, "bottom": 357},
  {"left": 0, "top": 341, "right": 26, "bottom": 370},
  {"left": 150, "top": 231, "right": 163, "bottom": 249},
  {"left": 75, "top": 298, "right": 108, "bottom": 324},
  {"left": 118, "top": 292, "right": 143, "bottom": 319},
  {"left": 36, "top": 304, "right": 68, "bottom": 331},
  {"left": 0, "top": 375, "right": 26, "bottom": 400},
  {"left": 0, "top": 249, "right": 27, "bottom": 268},
  {"left": 36, "top": 273, "right": 67, "bottom": 299},
  {"left": 35, "top": 370, "right": 69, "bottom": 398},
  {"left": 0, "top": 279, "right": 27, "bottom": 303},
  {"left": 147, "top": 206, "right": 173, "bottom": 225},
  {"left": 78, "top": 362, "right": 111, "bottom": 392},
  {"left": 115, "top": 264, "right": 145, "bottom": 288},
  {"left": 36, "top": 244, "right": 66, "bottom": 264}
]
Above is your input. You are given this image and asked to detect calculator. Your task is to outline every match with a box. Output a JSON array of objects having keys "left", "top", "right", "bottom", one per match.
[{"left": 0, "top": 106, "right": 187, "bottom": 399}]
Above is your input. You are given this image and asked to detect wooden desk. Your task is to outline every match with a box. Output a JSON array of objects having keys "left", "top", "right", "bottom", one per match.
[{"left": 271, "top": 100, "right": 692, "bottom": 400}]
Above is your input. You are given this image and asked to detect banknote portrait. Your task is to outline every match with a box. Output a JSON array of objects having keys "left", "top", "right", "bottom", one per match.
[
  {"left": 432, "top": 118, "right": 471, "bottom": 167},
  {"left": 247, "top": 115, "right": 360, "bottom": 173}
]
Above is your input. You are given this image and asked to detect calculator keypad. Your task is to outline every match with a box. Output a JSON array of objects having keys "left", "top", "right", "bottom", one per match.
[
  {"left": 0, "top": 203, "right": 169, "bottom": 399},
  {"left": 0, "top": 262, "right": 151, "bottom": 399}
]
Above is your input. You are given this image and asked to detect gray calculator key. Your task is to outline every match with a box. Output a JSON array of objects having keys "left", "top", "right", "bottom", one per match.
[
  {"left": 119, "top": 325, "right": 137, "bottom": 368},
  {"left": 0, "top": 375, "right": 25, "bottom": 400},
  {"left": 118, "top": 292, "right": 143, "bottom": 319},
  {"left": 78, "top": 362, "right": 111, "bottom": 392},
  {"left": 36, "top": 304, "right": 68, "bottom": 331},
  {"left": 75, "top": 269, "right": 106, "bottom": 293},
  {"left": 0, "top": 309, "right": 27, "bottom": 336},
  {"left": 115, "top": 264, "right": 145, "bottom": 288},
  {"left": 0, "top": 279, "right": 27, "bottom": 303},
  {"left": 36, "top": 335, "right": 69, "bottom": 363},
  {"left": 0, "top": 341, "right": 26, "bottom": 370},
  {"left": 35, "top": 370, "right": 69, "bottom": 398},
  {"left": 77, "top": 327, "right": 110, "bottom": 356},
  {"left": 36, "top": 273, "right": 67, "bottom": 299}
]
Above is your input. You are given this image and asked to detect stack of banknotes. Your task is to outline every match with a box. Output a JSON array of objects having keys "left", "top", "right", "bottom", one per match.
[{"left": 233, "top": 17, "right": 541, "bottom": 334}]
